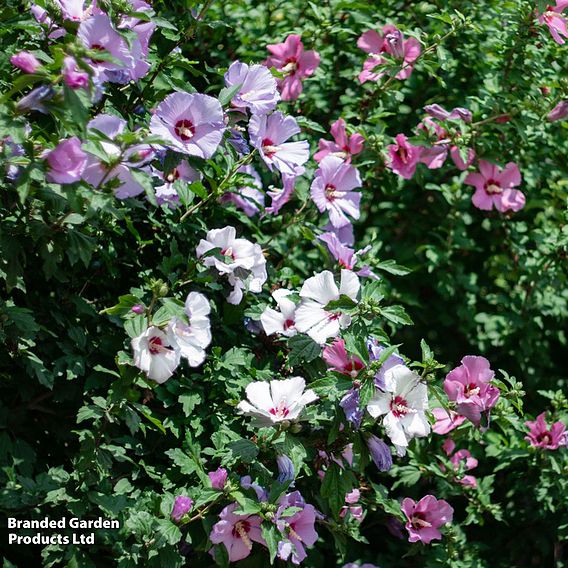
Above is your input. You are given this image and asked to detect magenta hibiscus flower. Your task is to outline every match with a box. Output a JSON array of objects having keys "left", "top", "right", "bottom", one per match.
[
  {"left": 314, "top": 118, "right": 365, "bottom": 163},
  {"left": 209, "top": 503, "right": 266, "bottom": 562},
  {"left": 265, "top": 34, "right": 320, "bottom": 100},
  {"left": 443, "top": 356, "right": 500, "bottom": 428},
  {"left": 386, "top": 133, "right": 422, "bottom": 179},
  {"left": 358, "top": 25, "right": 421, "bottom": 83},
  {"left": 401, "top": 495, "right": 453, "bottom": 544},
  {"left": 538, "top": 1, "right": 568, "bottom": 44},
  {"left": 464, "top": 160, "right": 525, "bottom": 212},
  {"left": 525, "top": 412, "right": 567, "bottom": 450},
  {"left": 150, "top": 92, "right": 225, "bottom": 159}
]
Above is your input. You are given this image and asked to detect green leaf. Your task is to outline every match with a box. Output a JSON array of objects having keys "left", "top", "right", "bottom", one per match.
[
  {"left": 154, "top": 519, "right": 182, "bottom": 546},
  {"left": 325, "top": 294, "right": 358, "bottom": 311},
  {"left": 218, "top": 83, "right": 242, "bottom": 107},
  {"left": 124, "top": 314, "right": 147, "bottom": 338},
  {"left": 261, "top": 522, "right": 280, "bottom": 563},
  {"left": 287, "top": 334, "right": 321, "bottom": 366},
  {"left": 375, "top": 260, "right": 411, "bottom": 276},
  {"left": 380, "top": 305, "right": 413, "bottom": 326},
  {"left": 102, "top": 294, "right": 142, "bottom": 316},
  {"left": 227, "top": 439, "right": 259, "bottom": 463}
]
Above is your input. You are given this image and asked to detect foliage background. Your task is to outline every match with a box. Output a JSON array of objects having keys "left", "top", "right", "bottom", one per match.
[{"left": 0, "top": 0, "right": 567, "bottom": 566}]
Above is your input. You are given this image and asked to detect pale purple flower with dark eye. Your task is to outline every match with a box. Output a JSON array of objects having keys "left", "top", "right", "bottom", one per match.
[
  {"left": 443, "top": 356, "right": 500, "bottom": 428},
  {"left": 208, "top": 467, "right": 228, "bottom": 489},
  {"left": 150, "top": 92, "right": 225, "bottom": 159},
  {"left": 265, "top": 171, "right": 299, "bottom": 214},
  {"left": 249, "top": 111, "right": 310, "bottom": 175},
  {"left": 318, "top": 232, "right": 378, "bottom": 278},
  {"left": 171, "top": 496, "right": 193, "bottom": 522},
  {"left": 401, "top": 495, "right": 453, "bottom": 544},
  {"left": 45, "top": 137, "right": 88, "bottom": 184},
  {"left": 311, "top": 156, "right": 362, "bottom": 228},
  {"left": 276, "top": 491, "right": 318, "bottom": 564},
  {"left": 77, "top": 15, "right": 134, "bottom": 78},
  {"left": 525, "top": 412, "right": 567, "bottom": 450},
  {"left": 16, "top": 85, "right": 54, "bottom": 114},
  {"left": 220, "top": 165, "right": 265, "bottom": 216},
  {"left": 154, "top": 160, "right": 201, "bottom": 208},
  {"left": 224, "top": 61, "right": 280, "bottom": 115},
  {"left": 209, "top": 503, "right": 266, "bottom": 562},
  {"left": 465, "top": 160, "right": 525, "bottom": 213},
  {"left": 366, "top": 434, "right": 393, "bottom": 471},
  {"left": 63, "top": 57, "right": 90, "bottom": 89},
  {"left": 548, "top": 100, "right": 568, "bottom": 121},
  {"left": 82, "top": 114, "right": 152, "bottom": 199},
  {"left": 11, "top": 51, "right": 41, "bottom": 74},
  {"left": 276, "top": 454, "right": 295, "bottom": 484},
  {"left": 386, "top": 133, "right": 422, "bottom": 179}
]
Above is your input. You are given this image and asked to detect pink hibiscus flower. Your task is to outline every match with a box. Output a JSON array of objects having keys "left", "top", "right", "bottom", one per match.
[
  {"left": 538, "top": 1, "right": 568, "bottom": 44},
  {"left": 401, "top": 495, "right": 453, "bottom": 544},
  {"left": 314, "top": 118, "right": 365, "bottom": 163},
  {"left": 358, "top": 25, "right": 421, "bottom": 83},
  {"left": 464, "top": 160, "right": 525, "bottom": 212},
  {"left": 386, "top": 133, "right": 423, "bottom": 179},
  {"left": 209, "top": 503, "right": 266, "bottom": 562},
  {"left": 443, "top": 356, "right": 500, "bottom": 428},
  {"left": 265, "top": 34, "right": 320, "bottom": 100},
  {"left": 525, "top": 412, "right": 567, "bottom": 450}
]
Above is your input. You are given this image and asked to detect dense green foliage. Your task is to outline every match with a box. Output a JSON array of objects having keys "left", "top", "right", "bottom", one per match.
[{"left": 0, "top": 0, "right": 567, "bottom": 566}]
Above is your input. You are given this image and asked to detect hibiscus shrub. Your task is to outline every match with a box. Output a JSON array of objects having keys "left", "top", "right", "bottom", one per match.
[{"left": 1, "top": 0, "right": 568, "bottom": 567}]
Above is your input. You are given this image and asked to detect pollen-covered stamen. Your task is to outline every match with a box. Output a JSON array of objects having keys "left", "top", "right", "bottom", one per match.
[
  {"left": 464, "top": 383, "right": 480, "bottom": 398},
  {"left": 390, "top": 395, "right": 411, "bottom": 417},
  {"left": 269, "top": 398, "right": 290, "bottom": 418},
  {"left": 148, "top": 336, "right": 169, "bottom": 355},
  {"left": 262, "top": 138, "right": 278, "bottom": 158},
  {"left": 232, "top": 521, "right": 253, "bottom": 551},
  {"left": 398, "top": 146, "right": 409, "bottom": 164},
  {"left": 166, "top": 168, "right": 181, "bottom": 183},
  {"left": 282, "top": 59, "right": 298, "bottom": 75},
  {"left": 410, "top": 513, "right": 432, "bottom": 529},
  {"left": 283, "top": 319, "right": 295, "bottom": 330},
  {"left": 484, "top": 179, "right": 502, "bottom": 195},
  {"left": 288, "top": 523, "right": 303, "bottom": 542},
  {"left": 537, "top": 432, "right": 552, "bottom": 445},
  {"left": 174, "top": 119, "right": 195, "bottom": 141},
  {"left": 325, "top": 183, "right": 338, "bottom": 202},
  {"left": 221, "top": 246, "right": 236, "bottom": 260}
]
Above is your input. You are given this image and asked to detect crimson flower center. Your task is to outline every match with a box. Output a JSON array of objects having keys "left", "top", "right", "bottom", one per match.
[
  {"left": 221, "top": 246, "right": 236, "bottom": 260},
  {"left": 410, "top": 513, "right": 432, "bottom": 530},
  {"left": 269, "top": 399, "right": 290, "bottom": 418},
  {"left": 175, "top": 119, "right": 195, "bottom": 142},
  {"left": 398, "top": 146, "right": 409, "bottom": 164},
  {"left": 390, "top": 395, "right": 409, "bottom": 417},
  {"left": 148, "top": 336, "right": 164, "bottom": 355},
  {"left": 262, "top": 138, "right": 277, "bottom": 158},
  {"left": 89, "top": 44, "right": 106, "bottom": 64},
  {"left": 166, "top": 168, "right": 181, "bottom": 183},
  {"left": 464, "top": 383, "right": 480, "bottom": 398},
  {"left": 283, "top": 319, "right": 295, "bottom": 330},
  {"left": 325, "top": 183, "right": 338, "bottom": 201},
  {"left": 282, "top": 57, "right": 298, "bottom": 75},
  {"left": 485, "top": 179, "right": 502, "bottom": 194}
]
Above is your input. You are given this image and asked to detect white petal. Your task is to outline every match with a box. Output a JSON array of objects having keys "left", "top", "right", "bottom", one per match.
[
  {"left": 383, "top": 412, "right": 409, "bottom": 447},
  {"left": 367, "top": 391, "right": 391, "bottom": 418},
  {"left": 245, "top": 381, "right": 273, "bottom": 412},
  {"left": 260, "top": 307, "right": 286, "bottom": 336},
  {"left": 339, "top": 269, "right": 360, "bottom": 300},
  {"left": 299, "top": 271, "right": 339, "bottom": 304}
]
